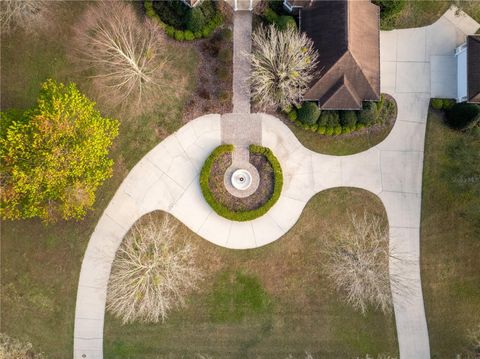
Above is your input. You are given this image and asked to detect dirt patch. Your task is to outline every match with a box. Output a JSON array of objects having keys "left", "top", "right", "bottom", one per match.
[{"left": 209, "top": 152, "right": 274, "bottom": 212}]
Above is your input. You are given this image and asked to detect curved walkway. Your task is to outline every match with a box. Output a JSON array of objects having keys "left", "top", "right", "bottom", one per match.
[{"left": 73, "top": 7, "right": 479, "bottom": 359}]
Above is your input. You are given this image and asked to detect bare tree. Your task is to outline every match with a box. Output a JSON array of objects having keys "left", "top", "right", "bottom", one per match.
[
  {"left": 0, "top": 0, "right": 46, "bottom": 34},
  {"left": 323, "top": 212, "right": 399, "bottom": 315},
  {"left": 107, "top": 215, "right": 203, "bottom": 324},
  {"left": 249, "top": 25, "right": 319, "bottom": 111},
  {"left": 73, "top": 1, "right": 173, "bottom": 116}
]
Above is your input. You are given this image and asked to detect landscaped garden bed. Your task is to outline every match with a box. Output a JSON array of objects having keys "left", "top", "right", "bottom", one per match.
[
  {"left": 285, "top": 94, "right": 397, "bottom": 136},
  {"left": 144, "top": 0, "right": 224, "bottom": 41},
  {"left": 200, "top": 144, "right": 283, "bottom": 221}
]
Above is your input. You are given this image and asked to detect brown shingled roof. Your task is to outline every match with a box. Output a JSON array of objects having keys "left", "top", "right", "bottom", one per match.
[
  {"left": 467, "top": 35, "right": 480, "bottom": 103},
  {"left": 300, "top": 0, "right": 380, "bottom": 110}
]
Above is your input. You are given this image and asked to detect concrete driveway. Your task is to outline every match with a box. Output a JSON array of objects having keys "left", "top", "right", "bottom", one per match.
[{"left": 73, "top": 7, "right": 479, "bottom": 359}]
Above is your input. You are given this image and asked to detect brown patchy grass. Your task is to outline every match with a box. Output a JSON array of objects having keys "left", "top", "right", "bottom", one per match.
[
  {"left": 104, "top": 189, "right": 399, "bottom": 358},
  {"left": 1, "top": 1, "right": 198, "bottom": 358},
  {"left": 380, "top": 0, "right": 480, "bottom": 30},
  {"left": 421, "top": 109, "right": 480, "bottom": 358}
]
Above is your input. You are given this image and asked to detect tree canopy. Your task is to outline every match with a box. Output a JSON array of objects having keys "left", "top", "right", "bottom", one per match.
[{"left": 0, "top": 79, "right": 119, "bottom": 222}]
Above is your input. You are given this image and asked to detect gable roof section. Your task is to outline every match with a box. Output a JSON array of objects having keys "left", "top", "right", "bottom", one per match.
[
  {"left": 321, "top": 74, "right": 362, "bottom": 110},
  {"left": 467, "top": 35, "right": 480, "bottom": 103},
  {"left": 300, "top": 0, "right": 380, "bottom": 110}
]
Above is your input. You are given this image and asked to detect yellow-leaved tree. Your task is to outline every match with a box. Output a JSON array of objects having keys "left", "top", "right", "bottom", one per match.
[{"left": 0, "top": 79, "right": 119, "bottom": 222}]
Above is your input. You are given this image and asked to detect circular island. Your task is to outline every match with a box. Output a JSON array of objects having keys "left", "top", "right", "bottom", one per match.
[{"left": 199, "top": 144, "right": 283, "bottom": 221}]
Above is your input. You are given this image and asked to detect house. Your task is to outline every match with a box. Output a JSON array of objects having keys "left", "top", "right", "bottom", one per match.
[
  {"left": 284, "top": 0, "right": 381, "bottom": 110},
  {"left": 455, "top": 35, "right": 480, "bottom": 103}
]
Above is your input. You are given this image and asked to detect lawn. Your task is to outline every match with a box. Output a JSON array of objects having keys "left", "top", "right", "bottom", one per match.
[
  {"left": 0, "top": 2, "right": 198, "bottom": 357},
  {"left": 380, "top": 0, "right": 480, "bottom": 30},
  {"left": 1, "top": 2, "right": 399, "bottom": 358},
  {"left": 421, "top": 109, "right": 480, "bottom": 358},
  {"left": 104, "top": 189, "right": 398, "bottom": 358}
]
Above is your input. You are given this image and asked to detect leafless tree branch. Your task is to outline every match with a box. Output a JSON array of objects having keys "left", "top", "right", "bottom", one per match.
[
  {"left": 73, "top": 1, "right": 174, "bottom": 117},
  {"left": 248, "top": 24, "right": 319, "bottom": 111},
  {"left": 107, "top": 215, "right": 203, "bottom": 324}
]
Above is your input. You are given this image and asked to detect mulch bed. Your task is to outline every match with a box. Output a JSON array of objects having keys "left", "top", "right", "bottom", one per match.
[
  {"left": 209, "top": 152, "right": 275, "bottom": 212},
  {"left": 181, "top": 4, "right": 234, "bottom": 123}
]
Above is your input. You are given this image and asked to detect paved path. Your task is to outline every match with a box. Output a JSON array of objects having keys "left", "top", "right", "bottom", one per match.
[
  {"left": 73, "top": 7, "right": 479, "bottom": 359},
  {"left": 232, "top": 11, "right": 252, "bottom": 113}
]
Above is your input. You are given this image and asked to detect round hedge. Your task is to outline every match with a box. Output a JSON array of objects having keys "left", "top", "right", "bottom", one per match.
[
  {"left": 298, "top": 102, "right": 320, "bottom": 125},
  {"left": 200, "top": 144, "right": 283, "bottom": 221},
  {"left": 446, "top": 103, "right": 480, "bottom": 130}
]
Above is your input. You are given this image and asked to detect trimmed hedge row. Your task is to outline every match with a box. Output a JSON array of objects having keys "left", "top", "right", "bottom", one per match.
[
  {"left": 431, "top": 98, "right": 456, "bottom": 111},
  {"left": 199, "top": 144, "right": 283, "bottom": 222},
  {"left": 144, "top": 0, "right": 223, "bottom": 41},
  {"left": 286, "top": 95, "right": 395, "bottom": 136}
]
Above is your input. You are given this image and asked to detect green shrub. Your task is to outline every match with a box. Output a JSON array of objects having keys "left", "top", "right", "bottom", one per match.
[
  {"left": 342, "top": 127, "right": 351, "bottom": 135},
  {"left": 202, "top": 26, "right": 213, "bottom": 38},
  {"left": 287, "top": 109, "right": 297, "bottom": 121},
  {"left": 334, "top": 126, "right": 342, "bottom": 136},
  {"left": 165, "top": 25, "right": 175, "bottom": 38},
  {"left": 356, "top": 123, "right": 366, "bottom": 130},
  {"left": 264, "top": 7, "right": 279, "bottom": 23},
  {"left": 358, "top": 101, "right": 378, "bottom": 126},
  {"left": 446, "top": 103, "right": 480, "bottom": 130},
  {"left": 318, "top": 110, "right": 340, "bottom": 127},
  {"left": 145, "top": 7, "right": 156, "bottom": 18},
  {"left": 372, "top": 0, "right": 405, "bottom": 19},
  {"left": 325, "top": 127, "right": 334, "bottom": 136},
  {"left": 317, "top": 126, "right": 326, "bottom": 135},
  {"left": 186, "top": 7, "right": 206, "bottom": 32},
  {"left": 443, "top": 99, "right": 456, "bottom": 110},
  {"left": 276, "top": 16, "right": 296, "bottom": 30},
  {"left": 297, "top": 102, "right": 320, "bottom": 125},
  {"left": 340, "top": 110, "right": 357, "bottom": 128},
  {"left": 310, "top": 124, "right": 318, "bottom": 132},
  {"left": 431, "top": 98, "right": 444, "bottom": 110},
  {"left": 174, "top": 30, "right": 185, "bottom": 41},
  {"left": 184, "top": 30, "right": 195, "bottom": 41},
  {"left": 199, "top": 145, "right": 283, "bottom": 221},
  {"left": 149, "top": 0, "right": 221, "bottom": 40}
]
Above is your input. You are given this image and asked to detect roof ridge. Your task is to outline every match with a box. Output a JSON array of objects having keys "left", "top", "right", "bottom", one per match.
[
  {"left": 345, "top": 49, "right": 379, "bottom": 98},
  {"left": 322, "top": 75, "right": 362, "bottom": 109}
]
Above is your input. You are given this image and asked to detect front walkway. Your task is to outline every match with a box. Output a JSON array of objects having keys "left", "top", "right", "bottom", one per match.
[
  {"left": 73, "top": 7, "right": 479, "bottom": 359},
  {"left": 232, "top": 11, "right": 252, "bottom": 113}
]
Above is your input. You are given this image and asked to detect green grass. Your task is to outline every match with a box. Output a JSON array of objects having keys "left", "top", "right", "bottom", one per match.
[
  {"left": 421, "top": 109, "right": 480, "bottom": 358},
  {"left": 380, "top": 0, "right": 480, "bottom": 30},
  {"left": 104, "top": 190, "right": 398, "bottom": 358},
  {"left": 0, "top": 2, "right": 198, "bottom": 357}
]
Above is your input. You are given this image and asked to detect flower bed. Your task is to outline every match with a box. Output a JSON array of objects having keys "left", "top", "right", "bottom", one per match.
[
  {"left": 199, "top": 144, "right": 283, "bottom": 221},
  {"left": 285, "top": 94, "right": 397, "bottom": 136},
  {"left": 144, "top": 0, "right": 223, "bottom": 41}
]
